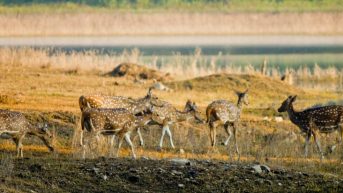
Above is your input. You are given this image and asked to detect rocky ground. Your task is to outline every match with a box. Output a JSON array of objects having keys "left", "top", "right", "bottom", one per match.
[{"left": 1, "top": 156, "right": 342, "bottom": 193}]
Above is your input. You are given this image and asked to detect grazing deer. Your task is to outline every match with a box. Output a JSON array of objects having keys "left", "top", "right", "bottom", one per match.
[
  {"left": 81, "top": 107, "right": 154, "bottom": 159},
  {"left": 151, "top": 99, "right": 203, "bottom": 149},
  {"left": 79, "top": 87, "right": 161, "bottom": 147},
  {"left": 206, "top": 89, "right": 249, "bottom": 160},
  {"left": 79, "top": 87, "right": 159, "bottom": 114},
  {"left": 0, "top": 109, "right": 54, "bottom": 157},
  {"left": 278, "top": 95, "right": 343, "bottom": 159}
]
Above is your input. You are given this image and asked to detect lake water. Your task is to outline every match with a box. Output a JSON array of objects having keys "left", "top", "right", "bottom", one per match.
[{"left": 2, "top": 35, "right": 343, "bottom": 71}]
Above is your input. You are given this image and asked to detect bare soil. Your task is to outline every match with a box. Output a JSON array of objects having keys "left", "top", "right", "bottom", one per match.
[{"left": 0, "top": 156, "right": 342, "bottom": 193}]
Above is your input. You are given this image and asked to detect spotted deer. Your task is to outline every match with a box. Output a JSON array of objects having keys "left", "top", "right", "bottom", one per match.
[
  {"left": 79, "top": 87, "right": 161, "bottom": 147},
  {"left": 0, "top": 109, "right": 54, "bottom": 157},
  {"left": 81, "top": 107, "right": 154, "bottom": 159},
  {"left": 206, "top": 89, "right": 249, "bottom": 160},
  {"left": 278, "top": 95, "right": 343, "bottom": 159},
  {"left": 79, "top": 87, "right": 159, "bottom": 114},
  {"left": 151, "top": 99, "right": 203, "bottom": 149}
]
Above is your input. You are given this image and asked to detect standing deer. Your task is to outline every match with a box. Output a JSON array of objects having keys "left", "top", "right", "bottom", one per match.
[
  {"left": 278, "top": 95, "right": 343, "bottom": 159},
  {"left": 81, "top": 107, "right": 154, "bottom": 159},
  {"left": 79, "top": 87, "right": 161, "bottom": 147},
  {"left": 206, "top": 89, "right": 249, "bottom": 160},
  {"left": 0, "top": 109, "right": 54, "bottom": 157},
  {"left": 151, "top": 99, "right": 203, "bottom": 149}
]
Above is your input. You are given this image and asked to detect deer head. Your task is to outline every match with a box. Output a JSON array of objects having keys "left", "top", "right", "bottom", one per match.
[
  {"left": 236, "top": 89, "right": 249, "bottom": 106},
  {"left": 184, "top": 100, "right": 204, "bottom": 123},
  {"left": 79, "top": 95, "right": 91, "bottom": 111},
  {"left": 142, "top": 87, "right": 164, "bottom": 107},
  {"left": 278, "top": 95, "right": 297, "bottom": 112},
  {"left": 37, "top": 123, "right": 55, "bottom": 152}
]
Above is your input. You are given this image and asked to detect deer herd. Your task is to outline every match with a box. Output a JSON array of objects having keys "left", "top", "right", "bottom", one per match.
[{"left": 1, "top": 87, "right": 343, "bottom": 161}]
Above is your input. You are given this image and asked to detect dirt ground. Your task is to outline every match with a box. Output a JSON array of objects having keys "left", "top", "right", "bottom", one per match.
[{"left": 0, "top": 155, "right": 342, "bottom": 193}]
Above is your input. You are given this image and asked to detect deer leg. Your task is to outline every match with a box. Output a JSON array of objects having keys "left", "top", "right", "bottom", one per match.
[
  {"left": 233, "top": 122, "right": 240, "bottom": 161},
  {"left": 223, "top": 122, "right": 233, "bottom": 146},
  {"left": 137, "top": 127, "right": 144, "bottom": 147},
  {"left": 209, "top": 120, "right": 220, "bottom": 147},
  {"left": 108, "top": 135, "right": 116, "bottom": 157},
  {"left": 304, "top": 131, "right": 311, "bottom": 158},
  {"left": 159, "top": 121, "right": 175, "bottom": 149},
  {"left": 116, "top": 136, "right": 124, "bottom": 158},
  {"left": 12, "top": 137, "right": 19, "bottom": 158},
  {"left": 80, "top": 129, "right": 84, "bottom": 146},
  {"left": 312, "top": 130, "right": 324, "bottom": 160},
  {"left": 166, "top": 124, "right": 175, "bottom": 149},
  {"left": 209, "top": 121, "right": 214, "bottom": 147},
  {"left": 158, "top": 123, "right": 167, "bottom": 149},
  {"left": 124, "top": 132, "right": 136, "bottom": 159},
  {"left": 328, "top": 126, "right": 343, "bottom": 154}
]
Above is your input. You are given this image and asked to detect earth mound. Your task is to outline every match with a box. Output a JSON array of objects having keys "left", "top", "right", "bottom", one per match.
[
  {"left": 167, "top": 73, "right": 304, "bottom": 100},
  {"left": 108, "top": 63, "right": 172, "bottom": 81}
]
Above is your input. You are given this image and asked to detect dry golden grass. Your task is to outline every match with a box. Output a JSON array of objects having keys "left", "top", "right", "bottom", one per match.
[
  {"left": 1, "top": 50, "right": 343, "bottom": 177},
  {"left": 0, "top": 12, "right": 343, "bottom": 36}
]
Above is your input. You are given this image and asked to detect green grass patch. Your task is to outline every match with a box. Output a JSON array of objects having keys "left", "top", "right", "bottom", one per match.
[{"left": 0, "top": 0, "right": 343, "bottom": 13}]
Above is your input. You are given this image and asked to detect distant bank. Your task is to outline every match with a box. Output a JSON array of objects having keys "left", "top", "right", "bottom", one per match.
[{"left": 0, "top": 12, "right": 342, "bottom": 36}]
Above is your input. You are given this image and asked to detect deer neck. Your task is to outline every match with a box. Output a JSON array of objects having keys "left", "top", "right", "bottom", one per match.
[
  {"left": 136, "top": 114, "right": 152, "bottom": 126},
  {"left": 236, "top": 98, "right": 245, "bottom": 116},
  {"left": 287, "top": 103, "right": 299, "bottom": 124},
  {"left": 176, "top": 110, "right": 193, "bottom": 121}
]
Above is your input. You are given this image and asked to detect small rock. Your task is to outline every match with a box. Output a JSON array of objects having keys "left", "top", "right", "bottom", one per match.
[
  {"left": 260, "top": 165, "right": 271, "bottom": 173},
  {"left": 170, "top": 158, "right": 192, "bottom": 166},
  {"left": 92, "top": 167, "right": 100, "bottom": 175},
  {"left": 274, "top": 116, "right": 283, "bottom": 122},
  {"left": 102, "top": 175, "right": 108, "bottom": 181},
  {"left": 252, "top": 164, "right": 270, "bottom": 174},
  {"left": 178, "top": 184, "right": 185, "bottom": 188},
  {"left": 171, "top": 170, "right": 183, "bottom": 175},
  {"left": 179, "top": 148, "right": 185, "bottom": 154},
  {"left": 278, "top": 182, "right": 282, "bottom": 186},
  {"left": 252, "top": 165, "right": 263, "bottom": 174},
  {"left": 223, "top": 165, "right": 230, "bottom": 171},
  {"left": 157, "top": 168, "right": 165, "bottom": 173}
]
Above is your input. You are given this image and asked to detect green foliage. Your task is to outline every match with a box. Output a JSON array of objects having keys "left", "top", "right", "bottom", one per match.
[{"left": 0, "top": 0, "right": 342, "bottom": 12}]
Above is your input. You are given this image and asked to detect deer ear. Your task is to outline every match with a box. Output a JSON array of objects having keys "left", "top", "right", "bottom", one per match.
[
  {"left": 291, "top": 95, "right": 297, "bottom": 102},
  {"left": 146, "top": 87, "right": 153, "bottom": 98}
]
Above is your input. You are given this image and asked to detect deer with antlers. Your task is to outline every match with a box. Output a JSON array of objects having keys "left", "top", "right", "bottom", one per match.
[
  {"left": 278, "top": 95, "right": 343, "bottom": 159},
  {"left": 206, "top": 89, "right": 249, "bottom": 160},
  {"left": 0, "top": 109, "right": 54, "bottom": 157}
]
